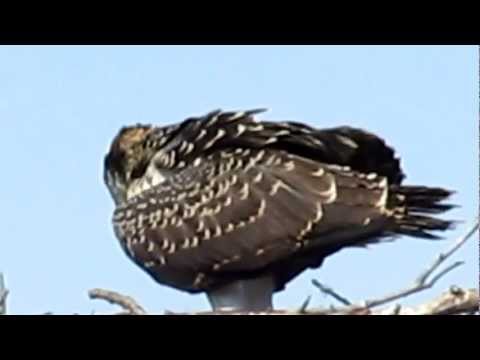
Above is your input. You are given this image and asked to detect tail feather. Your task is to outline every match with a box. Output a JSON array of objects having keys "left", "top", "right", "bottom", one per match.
[{"left": 390, "top": 185, "right": 456, "bottom": 239}]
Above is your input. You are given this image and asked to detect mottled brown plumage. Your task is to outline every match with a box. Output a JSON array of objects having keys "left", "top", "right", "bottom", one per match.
[{"left": 103, "top": 108, "right": 455, "bottom": 303}]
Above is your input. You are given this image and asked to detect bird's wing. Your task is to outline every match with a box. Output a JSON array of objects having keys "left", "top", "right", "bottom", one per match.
[{"left": 112, "top": 147, "right": 390, "bottom": 291}]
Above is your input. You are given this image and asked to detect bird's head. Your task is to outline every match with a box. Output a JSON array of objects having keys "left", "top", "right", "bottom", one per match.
[{"left": 103, "top": 124, "right": 158, "bottom": 205}]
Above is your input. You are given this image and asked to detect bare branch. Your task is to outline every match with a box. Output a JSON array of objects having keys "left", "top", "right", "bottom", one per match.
[
  {"left": 390, "top": 304, "right": 402, "bottom": 315},
  {"left": 415, "top": 218, "right": 479, "bottom": 285},
  {"left": 160, "top": 287, "right": 478, "bottom": 315},
  {"left": 88, "top": 288, "right": 147, "bottom": 315},
  {"left": 311, "top": 279, "right": 352, "bottom": 306},
  {"left": 0, "top": 273, "right": 7, "bottom": 315},
  {"left": 81, "top": 284, "right": 477, "bottom": 315},
  {"left": 428, "top": 261, "right": 464, "bottom": 286},
  {"left": 289, "top": 219, "right": 480, "bottom": 315},
  {"left": 364, "top": 218, "right": 478, "bottom": 309},
  {"left": 297, "top": 295, "right": 312, "bottom": 313}
]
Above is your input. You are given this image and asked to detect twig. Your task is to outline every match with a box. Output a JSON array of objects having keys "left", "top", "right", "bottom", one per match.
[
  {"left": 296, "top": 219, "right": 479, "bottom": 315},
  {"left": 81, "top": 284, "right": 477, "bottom": 315},
  {"left": 88, "top": 288, "right": 147, "bottom": 315},
  {"left": 163, "top": 287, "right": 478, "bottom": 315},
  {"left": 415, "top": 218, "right": 479, "bottom": 285},
  {"left": 297, "top": 295, "right": 312, "bottom": 313},
  {"left": 363, "top": 218, "right": 479, "bottom": 309},
  {"left": 390, "top": 304, "right": 402, "bottom": 315},
  {"left": 0, "top": 273, "right": 8, "bottom": 315},
  {"left": 311, "top": 279, "right": 352, "bottom": 306},
  {"left": 362, "top": 261, "right": 463, "bottom": 309}
]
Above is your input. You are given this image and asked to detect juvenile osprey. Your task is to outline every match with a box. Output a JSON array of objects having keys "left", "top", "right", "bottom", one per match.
[{"left": 103, "top": 109, "right": 454, "bottom": 311}]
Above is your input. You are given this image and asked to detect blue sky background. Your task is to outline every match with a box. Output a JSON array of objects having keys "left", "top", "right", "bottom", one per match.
[{"left": 0, "top": 45, "right": 477, "bottom": 314}]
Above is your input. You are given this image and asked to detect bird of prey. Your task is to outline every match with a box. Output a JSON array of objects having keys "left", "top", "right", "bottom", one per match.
[{"left": 103, "top": 108, "right": 454, "bottom": 312}]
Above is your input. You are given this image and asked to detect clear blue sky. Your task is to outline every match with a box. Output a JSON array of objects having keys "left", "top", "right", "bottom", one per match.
[{"left": 0, "top": 45, "right": 477, "bottom": 314}]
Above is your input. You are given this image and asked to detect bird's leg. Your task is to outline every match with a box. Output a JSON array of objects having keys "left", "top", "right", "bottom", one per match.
[{"left": 206, "top": 275, "right": 275, "bottom": 313}]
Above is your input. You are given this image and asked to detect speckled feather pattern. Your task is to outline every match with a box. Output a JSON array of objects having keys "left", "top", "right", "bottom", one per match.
[{"left": 104, "top": 109, "right": 454, "bottom": 294}]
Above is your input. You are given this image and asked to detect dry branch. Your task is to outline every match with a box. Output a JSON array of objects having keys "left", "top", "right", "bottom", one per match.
[
  {"left": 311, "top": 279, "right": 352, "bottom": 306},
  {"left": 306, "top": 218, "right": 479, "bottom": 314},
  {"left": 162, "top": 287, "right": 478, "bottom": 315},
  {"left": 381, "top": 286, "right": 478, "bottom": 315},
  {"left": 88, "top": 288, "right": 147, "bottom": 315},
  {"left": 297, "top": 295, "right": 313, "bottom": 313}
]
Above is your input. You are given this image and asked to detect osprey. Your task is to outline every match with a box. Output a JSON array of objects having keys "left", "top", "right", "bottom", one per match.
[{"left": 103, "top": 109, "right": 454, "bottom": 312}]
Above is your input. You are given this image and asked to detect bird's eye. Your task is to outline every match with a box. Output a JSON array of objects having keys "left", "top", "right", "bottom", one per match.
[{"left": 131, "top": 161, "right": 148, "bottom": 180}]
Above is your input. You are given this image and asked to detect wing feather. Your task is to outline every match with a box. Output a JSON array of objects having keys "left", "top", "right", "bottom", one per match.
[{"left": 113, "top": 149, "right": 345, "bottom": 292}]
